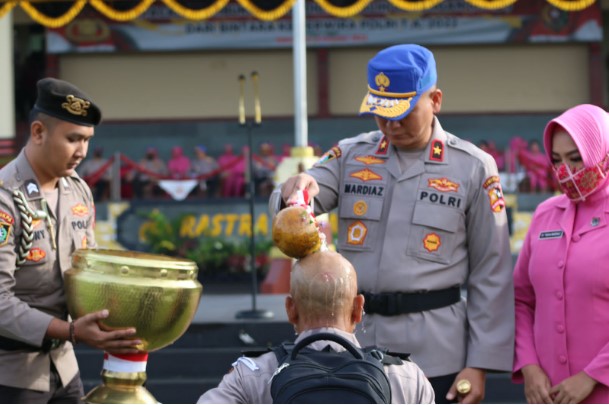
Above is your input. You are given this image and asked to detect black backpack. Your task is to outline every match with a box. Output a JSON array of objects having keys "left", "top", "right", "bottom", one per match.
[{"left": 269, "top": 332, "right": 403, "bottom": 404}]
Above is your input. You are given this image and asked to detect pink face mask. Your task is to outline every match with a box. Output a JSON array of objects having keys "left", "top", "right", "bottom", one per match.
[{"left": 553, "top": 155, "right": 609, "bottom": 202}]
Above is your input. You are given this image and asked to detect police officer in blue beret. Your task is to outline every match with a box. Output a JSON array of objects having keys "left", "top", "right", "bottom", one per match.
[
  {"left": 272, "top": 44, "right": 514, "bottom": 403},
  {"left": 0, "top": 78, "right": 141, "bottom": 403}
]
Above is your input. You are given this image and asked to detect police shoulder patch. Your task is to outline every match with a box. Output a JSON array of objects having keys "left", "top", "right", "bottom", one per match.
[
  {"left": 483, "top": 176, "right": 505, "bottom": 213},
  {"left": 0, "top": 207, "right": 15, "bottom": 248},
  {"left": 315, "top": 146, "right": 342, "bottom": 166},
  {"left": 0, "top": 211, "right": 14, "bottom": 225},
  {"left": 0, "top": 222, "right": 11, "bottom": 246}
]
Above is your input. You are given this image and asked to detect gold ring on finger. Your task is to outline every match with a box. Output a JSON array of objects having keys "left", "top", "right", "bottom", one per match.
[{"left": 456, "top": 379, "right": 471, "bottom": 395}]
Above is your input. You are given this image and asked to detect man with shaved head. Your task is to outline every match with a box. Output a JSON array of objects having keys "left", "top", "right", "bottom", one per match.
[
  {"left": 287, "top": 250, "right": 362, "bottom": 334},
  {"left": 198, "top": 251, "right": 435, "bottom": 404}
]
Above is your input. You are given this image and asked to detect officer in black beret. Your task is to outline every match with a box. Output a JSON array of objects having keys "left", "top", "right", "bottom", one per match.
[
  {"left": 30, "top": 77, "right": 102, "bottom": 127},
  {"left": 0, "top": 78, "right": 140, "bottom": 403}
]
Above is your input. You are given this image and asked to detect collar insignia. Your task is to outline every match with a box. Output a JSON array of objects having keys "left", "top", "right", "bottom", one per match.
[
  {"left": 375, "top": 136, "right": 389, "bottom": 155},
  {"left": 24, "top": 180, "right": 41, "bottom": 199},
  {"left": 429, "top": 140, "right": 444, "bottom": 162}
]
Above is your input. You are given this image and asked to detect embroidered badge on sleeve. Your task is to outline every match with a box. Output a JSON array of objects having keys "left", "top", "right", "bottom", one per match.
[
  {"left": 315, "top": 146, "right": 342, "bottom": 166},
  {"left": 483, "top": 176, "right": 506, "bottom": 213},
  {"left": 0, "top": 211, "right": 15, "bottom": 247}
]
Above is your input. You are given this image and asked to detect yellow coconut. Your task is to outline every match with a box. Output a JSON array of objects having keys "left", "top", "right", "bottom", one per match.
[{"left": 272, "top": 205, "right": 322, "bottom": 259}]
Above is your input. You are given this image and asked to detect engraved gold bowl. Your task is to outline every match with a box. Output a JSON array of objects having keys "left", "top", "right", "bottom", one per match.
[{"left": 64, "top": 249, "right": 203, "bottom": 404}]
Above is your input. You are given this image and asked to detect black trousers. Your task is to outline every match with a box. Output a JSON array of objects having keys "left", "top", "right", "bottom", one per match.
[
  {"left": 0, "top": 363, "right": 84, "bottom": 404},
  {"left": 428, "top": 372, "right": 459, "bottom": 404}
]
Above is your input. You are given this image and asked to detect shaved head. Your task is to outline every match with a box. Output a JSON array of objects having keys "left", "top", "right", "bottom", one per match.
[{"left": 288, "top": 251, "right": 360, "bottom": 330}]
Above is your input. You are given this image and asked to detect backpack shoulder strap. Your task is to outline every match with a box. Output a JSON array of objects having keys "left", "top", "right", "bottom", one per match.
[
  {"left": 291, "top": 332, "right": 365, "bottom": 360},
  {"left": 241, "top": 348, "right": 272, "bottom": 358},
  {"left": 387, "top": 351, "right": 412, "bottom": 362},
  {"left": 271, "top": 341, "right": 295, "bottom": 363},
  {"left": 362, "top": 346, "right": 411, "bottom": 366}
]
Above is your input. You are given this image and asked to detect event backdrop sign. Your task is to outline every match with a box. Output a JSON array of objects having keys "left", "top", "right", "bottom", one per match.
[
  {"left": 115, "top": 199, "right": 339, "bottom": 251},
  {"left": 47, "top": 0, "right": 602, "bottom": 54}
]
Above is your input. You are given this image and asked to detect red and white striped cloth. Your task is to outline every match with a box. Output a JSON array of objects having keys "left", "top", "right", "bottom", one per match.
[{"left": 103, "top": 352, "right": 149, "bottom": 373}]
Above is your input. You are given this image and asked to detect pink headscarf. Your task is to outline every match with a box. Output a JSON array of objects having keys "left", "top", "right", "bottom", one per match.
[
  {"left": 543, "top": 104, "right": 609, "bottom": 198},
  {"left": 543, "top": 104, "right": 609, "bottom": 168},
  {"left": 168, "top": 146, "right": 191, "bottom": 177}
]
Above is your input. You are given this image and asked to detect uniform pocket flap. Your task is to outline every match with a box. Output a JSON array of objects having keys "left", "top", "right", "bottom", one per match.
[{"left": 412, "top": 203, "right": 461, "bottom": 233}]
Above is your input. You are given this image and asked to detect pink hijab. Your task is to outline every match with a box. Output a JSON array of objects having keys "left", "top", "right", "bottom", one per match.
[
  {"left": 168, "top": 146, "right": 191, "bottom": 177},
  {"left": 543, "top": 104, "right": 609, "bottom": 168},
  {"left": 543, "top": 104, "right": 609, "bottom": 198}
]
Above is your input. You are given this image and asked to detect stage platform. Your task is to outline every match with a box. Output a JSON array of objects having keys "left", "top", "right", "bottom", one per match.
[{"left": 193, "top": 292, "right": 288, "bottom": 324}]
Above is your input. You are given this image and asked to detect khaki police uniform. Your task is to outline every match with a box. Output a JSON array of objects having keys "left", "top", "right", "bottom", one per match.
[
  {"left": 0, "top": 150, "right": 97, "bottom": 391},
  {"left": 271, "top": 117, "right": 514, "bottom": 378},
  {"left": 197, "top": 327, "right": 435, "bottom": 404}
]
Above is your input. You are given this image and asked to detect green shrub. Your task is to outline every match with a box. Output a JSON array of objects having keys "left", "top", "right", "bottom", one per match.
[{"left": 141, "top": 209, "right": 272, "bottom": 276}]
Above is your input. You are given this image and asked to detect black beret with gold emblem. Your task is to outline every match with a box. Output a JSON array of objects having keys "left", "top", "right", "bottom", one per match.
[{"left": 32, "top": 77, "right": 102, "bottom": 127}]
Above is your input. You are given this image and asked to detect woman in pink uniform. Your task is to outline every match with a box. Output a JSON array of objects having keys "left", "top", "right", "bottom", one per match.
[{"left": 513, "top": 104, "right": 609, "bottom": 404}]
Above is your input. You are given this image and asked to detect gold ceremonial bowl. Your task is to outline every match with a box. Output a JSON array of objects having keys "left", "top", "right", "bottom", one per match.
[{"left": 64, "top": 249, "right": 202, "bottom": 352}]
